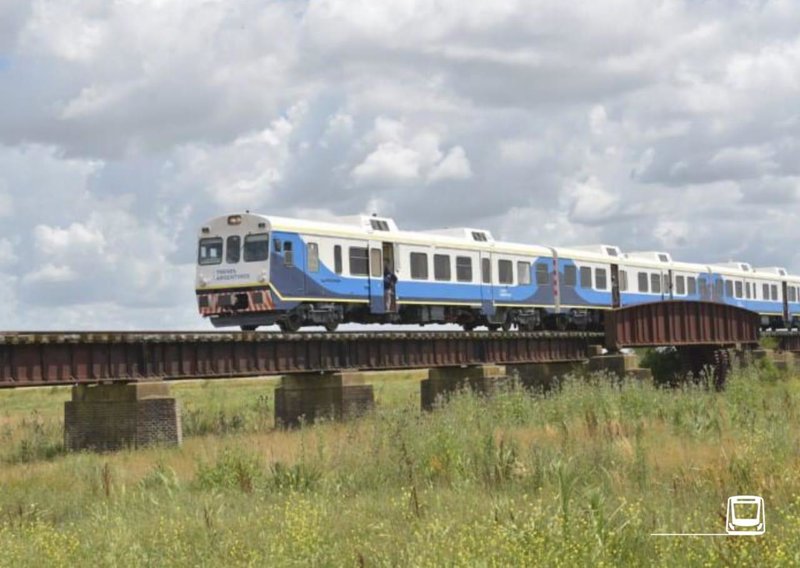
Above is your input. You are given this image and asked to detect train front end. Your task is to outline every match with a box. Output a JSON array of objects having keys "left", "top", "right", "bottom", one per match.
[{"left": 195, "top": 213, "right": 274, "bottom": 329}]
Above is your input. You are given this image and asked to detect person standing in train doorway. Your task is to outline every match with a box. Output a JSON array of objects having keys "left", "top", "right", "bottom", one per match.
[{"left": 384, "top": 260, "right": 398, "bottom": 312}]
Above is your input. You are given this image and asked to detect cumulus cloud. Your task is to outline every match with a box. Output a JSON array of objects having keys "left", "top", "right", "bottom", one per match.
[{"left": 0, "top": 0, "right": 799, "bottom": 329}]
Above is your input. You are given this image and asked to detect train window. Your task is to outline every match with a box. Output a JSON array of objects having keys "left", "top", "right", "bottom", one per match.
[
  {"left": 579, "top": 267, "right": 592, "bottom": 288},
  {"left": 564, "top": 265, "right": 577, "bottom": 286},
  {"left": 482, "top": 258, "right": 491, "bottom": 284},
  {"left": 746, "top": 282, "right": 751, "bottom": 299},
  {"left": 244, "top": 233, "right": 270, "bottom": 263},
  {"left": 650, "top": 273, "right": 661, "bottom": 294},
  {"left": 498, "top": 260, "right": 513, "bottom": 284},
  {"left": 790, "top": 287, "right": 798, "bottom": 302},
  {"left": 411, "top": 253, "right": 428, "bottom": 280},
  {"left": 606, "top": 247, "right": 618, "bottom": 257},
  {"left": 536, "top": 262, "right": 548, "bottom": 286},
  {"left": 638, "top": 272, "right": 649, "bottom": 293},
  {"left": 676, "top": 275, "right": 686, "bottom": 295},
  {"left": 595, "top": 268, "right": 607, "bottom": 290},
  {"left": 658, "top": 254, "right": 669, "bottom": 263},
  {"left": 735, "top": 281, "right": 743, "bottom": 298},
  {"left": 434, "top": 254, "right": 451, "bottom": 281},
  {"left": 349, "top": 247, "right": 369, "bottom": 276},
  {"left": 688, "top": 277, "right": 697, "bottom": 296},
  {"left": 370, "top": 219, "right": 390, "bottom": 231},
  {"left": 282, "top": 241, "right": 294, "bottom": 266},
  {"left": 334, "top": 246, "right": 343, "bottom": 274},
  {"left": 663, "top": 274, "right": 671, "bottom": 292},
  {"left": 724, "top": 280, "right": 732, "bottom": 297},
  {"left": 273, "top": 238, "right": 281, "bottom": 252},
  {"left": 519, "top": 262, "right": 533, "bottom": 285},
  {"left": 619, "top": 270, "right": 628, "bottom": 292},
  {"left": 771, "top": 285, "right": 778, "bottom": 301},
  {"left": 371, "top": 249, "right": 382, "bottom": 277},
  {"left": 225, "top": 236, "right": 241, "bottom": 264},
  {"left": 198, "top": 237, "right": 223, "bottom": 265},
  {"left": 762, "top": 283, "right": 769, "bottom": 299},
  {"left": 307, "top": 243, "right": 319, "bottom": 272},
  {"left": 456, "top": 257, "right": 473, "bottom": 282}
]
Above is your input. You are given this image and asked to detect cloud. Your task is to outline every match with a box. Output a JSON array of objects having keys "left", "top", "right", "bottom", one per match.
[
  {"left": 351, "top": 117, "right": 472, "bottom": 185},
  {"left": 428, "top": 146, "right": 472, "bottom": 182},
  {"left": 0, "top": 0, "right": 799, "bottom": 329}
]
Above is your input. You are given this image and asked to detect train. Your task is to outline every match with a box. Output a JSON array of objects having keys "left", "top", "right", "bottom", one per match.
[{"left": 195, "top": 212, "right": 800, "bottom": 332}]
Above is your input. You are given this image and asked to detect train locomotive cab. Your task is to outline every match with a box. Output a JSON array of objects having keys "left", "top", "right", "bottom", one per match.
[{"left": 196, "top": 213, "right": 275, "bottom": 331}]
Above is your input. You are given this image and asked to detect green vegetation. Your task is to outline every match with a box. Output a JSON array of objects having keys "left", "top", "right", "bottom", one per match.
[{"left": 1, "top": 366, "right": 800, "bottom": 566}]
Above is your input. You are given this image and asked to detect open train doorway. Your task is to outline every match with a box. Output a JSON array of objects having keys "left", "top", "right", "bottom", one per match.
[
  {"left": 783, "top": 281, "right": 790, "bottom": 326},
  {"left": 610, "top": 264, "right": 620, "bottom": 308},
  {"left": 382, "top": 242, "right": 397, "bottom": 313}
]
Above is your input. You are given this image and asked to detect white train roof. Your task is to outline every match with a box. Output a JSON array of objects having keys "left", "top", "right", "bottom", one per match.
[
  {"left": 201, "top": 212, "right": 800, "bottom": 278},
  {"left": 261, "top": 213, "right": 551, "bottom": 255}
]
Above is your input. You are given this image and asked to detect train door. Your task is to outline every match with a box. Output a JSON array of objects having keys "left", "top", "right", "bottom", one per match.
[
  {"left": 667, "top": 269, "right": 674, "bottom": 300},
  {"left": 610, "top": 264, "right": 620, "bottom": 308},
  {"left": 698, "top": 276, "right": 709, "bottom": 301},
  {"left": 479, "top": 252, "right": 494, "bottom": 317},
  {"left": 368, "top": 241, "right": 384, "bottom": 314},
  {"left": 713, "top": 277, "right": 724, "bottom": 303},
  {"left": 383, "top": 242, "right": 397, "bottom": 313},
  {"left": 782, "top": 281, "right": 790, "bottom": 325}
]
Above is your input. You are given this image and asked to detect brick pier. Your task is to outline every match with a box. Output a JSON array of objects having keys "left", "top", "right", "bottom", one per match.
[
  {"left": 273, "top": 371, "right": 375, "bottom": 427},
  {"left": 64, "top": 382, "right": 182, "bottom": 452}
]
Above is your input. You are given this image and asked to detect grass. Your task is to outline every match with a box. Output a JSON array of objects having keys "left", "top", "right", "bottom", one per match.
[{"left": 1, "top": 365, "right": 800, "bottom": 566}]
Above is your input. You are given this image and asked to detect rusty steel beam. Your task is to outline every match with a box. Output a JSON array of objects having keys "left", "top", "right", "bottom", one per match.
[
  {"left": 0, "top": 331, "right": 601, "bottom": 388},
  {"left": 604, "top": 301, "right": 760, "bottom": 350},
  {"left": 766, "top": 332, "right": 800, "bottom": 352}
]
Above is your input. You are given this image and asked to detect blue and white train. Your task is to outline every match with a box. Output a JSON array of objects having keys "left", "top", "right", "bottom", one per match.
[{"left": 195, "top": 213, "right": 800, "bottom": 332}]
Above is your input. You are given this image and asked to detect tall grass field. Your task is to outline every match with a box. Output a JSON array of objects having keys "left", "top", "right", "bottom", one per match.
[{"left": 1, "top": 362, "right": 798, "bottom": 566}]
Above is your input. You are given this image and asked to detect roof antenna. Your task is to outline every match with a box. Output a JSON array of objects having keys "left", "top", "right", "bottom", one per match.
[{"left": 372, "top": 212, "right": 377, "bottom": 217}]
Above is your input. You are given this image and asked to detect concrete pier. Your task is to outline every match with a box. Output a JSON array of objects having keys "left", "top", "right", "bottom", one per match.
[
  {"left": 273, "top": 371, "right": 375, "bottom": 427},
  {"left": 505, "top": 361, "right": 582, "bottom": 391},
  {"left": 587, "top": 353, "right": 652, "bottom": 381},
  {"left": 420, "top": 365, "right": 507, "bottom": 410},
  {"left": 64, "top": 382, "right": 182, "bottom": 452}
]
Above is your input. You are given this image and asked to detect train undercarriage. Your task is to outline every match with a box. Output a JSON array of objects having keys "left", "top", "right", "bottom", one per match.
[{"left": 212, "top": 301, "right": 607, "bottom": 333}]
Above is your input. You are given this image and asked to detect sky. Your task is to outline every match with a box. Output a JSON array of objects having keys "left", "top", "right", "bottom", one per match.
[{"left": 0, "top": 0, "right": 799, "bottom": 330}]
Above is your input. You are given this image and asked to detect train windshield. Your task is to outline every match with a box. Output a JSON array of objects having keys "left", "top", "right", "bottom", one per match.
[
  {"left": 198, "top": 237, "right": 223, "bottom": 265},
  {"left": 244, "top": 233, "right": 270, "bottom": 262}
]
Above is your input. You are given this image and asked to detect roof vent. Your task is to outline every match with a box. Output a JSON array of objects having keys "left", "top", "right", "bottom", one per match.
[{"left": 370, "top": 219, "right": 391, "bottom": 231}]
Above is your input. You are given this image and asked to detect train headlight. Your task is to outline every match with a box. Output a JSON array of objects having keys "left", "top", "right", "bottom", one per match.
[
  {"left": 228, "top": 215, "right": 242, "bottom": 225},
  {"left": 198, "top": 276, "right": 209, "bottom": 287}
]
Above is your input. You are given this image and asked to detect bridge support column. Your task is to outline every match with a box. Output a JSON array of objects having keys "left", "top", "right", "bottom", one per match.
[
  {"left": 274, "top": 372, "right": 374, "bottom": 427},
  {"left": 504, "top": 362, "right": 582, "bottom": 392},
  {"left": 64, "top": 382, "right": 182, "bottom": 452},
  {"left": 421, "top": 365, "right": 507, "bottom": 410},
  {"left": 587, "top": 353, "right": 652, "bottom": 381}
]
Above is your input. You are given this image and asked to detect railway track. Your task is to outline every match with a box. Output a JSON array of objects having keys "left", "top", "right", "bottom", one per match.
[{"left": 0, "top": 330, "right": 603, "bottom": 388}]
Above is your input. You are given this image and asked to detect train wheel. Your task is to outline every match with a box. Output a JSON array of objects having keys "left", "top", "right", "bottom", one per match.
[
  {"left": 462, "top": 323, "right": 476, "bottom": 332},
  {"left": 487, "top": 324, "right": 500, "bottom": 332},
  {"left": 324, "top": 321, "right": 339, "bottom": 333},
  {"left": 279, "top": 314, "right": 302, "bottom": 333},
  {"left": 501, "top": 319, "right": 512, "bottom": 332},
  {"left": 240, "top": 325, "right": 258, "bottom": 331}
]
